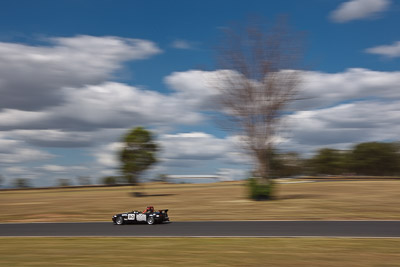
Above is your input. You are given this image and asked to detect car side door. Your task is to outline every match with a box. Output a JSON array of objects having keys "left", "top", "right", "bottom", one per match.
[{"left": 135, "top": 212, "right": 147, "bottom": 222}]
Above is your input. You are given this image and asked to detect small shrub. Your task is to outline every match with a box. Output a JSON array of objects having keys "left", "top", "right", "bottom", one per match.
[{"left": 247, "top": 178, "right": 275, "bottom": 200}]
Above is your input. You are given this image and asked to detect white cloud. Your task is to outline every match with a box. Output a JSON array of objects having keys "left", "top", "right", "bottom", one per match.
[
  {"left": 165, "top": 68, "right": 400, "bottom": 112},
  {"left": 0, "top": 35, "right": 161, "bottom": 111},
  {"left": 282, "top": 99, "right": 400, "bottom": 155},
  {"left": 330, "top": 0, "right": 390, "bottom": 23},
  {"left": 164, "top": 70, "right": 222, "bottom": 110},
  {"left": 160, "top": 132, "right": 229, "bottom": 160},
  {"left": 0, "top": 109, "right": 50, "bottom": 130},
  {"left": 60, "top": 82, "right": 204, "bottom": 128},
  {"left": 365, "top": 41, "right": 400, "bottom": 58},
  {"left": 37, "top": 164, "right": 88, "bottom": 173},
  {"left": 295, "top": 68, "right": 400, "bottom": 110},
  {"left": 0, "top": 82, "right": 204, "bottom": 131},
  {"left": 93, "top": 142, "right": 124, "bottom": 168},
  {"left": 158, "top": 132, "right": 251, "bottom": 170},
  {"left": 39, "top": 165, "right": 68, "bottom": 172},
  {"left": 0, "top": 138, "right": 54, "bottom": 164},
  {"left": 4, "top": 166, "right": 31, "bottom": 175},
  {"left": 8, "top": 129, "right": 94, "bottom": 147},
  {"left": 171, "top": 39, "right": 196, "bottom": 49},
  {"left": 52, "top": 35, "right": 161, "bottom": 60}
]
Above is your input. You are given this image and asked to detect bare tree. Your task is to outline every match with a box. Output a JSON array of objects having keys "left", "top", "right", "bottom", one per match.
[{"left": 215, "top": 17, "right": 303, "bottom": 184}]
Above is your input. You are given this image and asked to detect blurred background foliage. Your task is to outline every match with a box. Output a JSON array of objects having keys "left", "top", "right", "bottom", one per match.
[
  {"left": 272, "top": 142, "right": 400, "bottom": 177},
  {"left": 3, "top": 141, "right": 400, "bottom": 189}
]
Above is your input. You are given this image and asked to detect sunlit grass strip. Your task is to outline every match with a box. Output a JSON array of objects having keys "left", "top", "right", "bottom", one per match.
[
  {"left": 1, "top": 180, "right": 400, "bottom": 222},
  {"left": 0, "top": 237, "right": 399, "bottom": 266}
]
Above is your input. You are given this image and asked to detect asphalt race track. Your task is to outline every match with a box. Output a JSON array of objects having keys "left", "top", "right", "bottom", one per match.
[{"left": 1, "top": 221, "right": 400, "bottom": 237}]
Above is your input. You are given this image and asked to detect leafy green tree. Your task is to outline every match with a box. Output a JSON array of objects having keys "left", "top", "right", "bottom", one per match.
[
  {"left": 349, "top": 142, "right": 400, "bottom": 176},
  {"left": 308, "top": 148, "right": 349, "bottom": 175},
  {"left": 119, "top": 127, "right": 158, "bottom": 185}
]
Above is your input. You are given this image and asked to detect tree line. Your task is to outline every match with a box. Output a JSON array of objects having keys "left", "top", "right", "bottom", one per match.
[{"left": 271, "top": 142, "right": 400, "bottom": 177}]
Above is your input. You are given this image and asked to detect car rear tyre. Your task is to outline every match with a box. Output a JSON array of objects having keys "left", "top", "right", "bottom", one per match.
[
  {"left": 147, "top": 217, "right": 155, "bottom": 225},
  {"left": 115, "top": 216, "right": 124, "bottom": 225}
]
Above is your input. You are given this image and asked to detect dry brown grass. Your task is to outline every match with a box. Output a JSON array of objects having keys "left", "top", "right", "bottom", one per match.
[
  {"left": 1, "top": 180, "right": 400, "bottom": 222},
  {"left": 0, "top": 237, "right": 399, "bottom": 266}
]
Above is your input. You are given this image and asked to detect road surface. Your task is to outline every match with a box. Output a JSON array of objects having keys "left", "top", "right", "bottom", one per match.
[{"left": 1, "top": 221, "right": 400, "bottom": 237}]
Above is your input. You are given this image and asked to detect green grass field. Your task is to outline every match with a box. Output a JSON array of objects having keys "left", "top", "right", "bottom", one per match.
[
  {"left": 0, "top": 237, "right": 399, "bottom": 266},
  {"left": 1, "top": 180, "right": 400, "bottom": 222}
]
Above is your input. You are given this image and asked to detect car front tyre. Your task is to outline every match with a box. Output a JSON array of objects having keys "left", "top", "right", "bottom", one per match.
[
  {"left": 115, "top": 216, "right": 124, "bottom": 225},
  {"left": 147, "top": 217, "right": 155, "bottom": 225}
]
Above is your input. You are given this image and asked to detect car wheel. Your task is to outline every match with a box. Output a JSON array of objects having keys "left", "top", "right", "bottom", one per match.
[
  {"left": 115, "top": 216, "right": 124, "bottom": 225},
  {"left": 147, "top": 216, "right": 155, "bottom": 225}
]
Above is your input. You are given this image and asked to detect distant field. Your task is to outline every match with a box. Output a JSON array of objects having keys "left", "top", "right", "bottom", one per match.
[
  {"left": 1, "top": 180, "right": 400, "bottom": 222},
  {"left": 1, "top": 237, "right": 399, "bottom": 266}
]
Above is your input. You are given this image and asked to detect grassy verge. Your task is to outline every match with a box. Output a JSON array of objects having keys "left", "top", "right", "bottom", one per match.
[
  {"left": 0, "top": 237, "right": 399, "bottom": 266},
  {"left": 1, "top": 180, "right": 400, "bottom": 222}
]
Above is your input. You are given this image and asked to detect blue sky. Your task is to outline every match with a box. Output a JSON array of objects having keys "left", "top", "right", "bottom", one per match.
[{"left": 0, "top": 0, "right": 399, "bottom": 186}]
